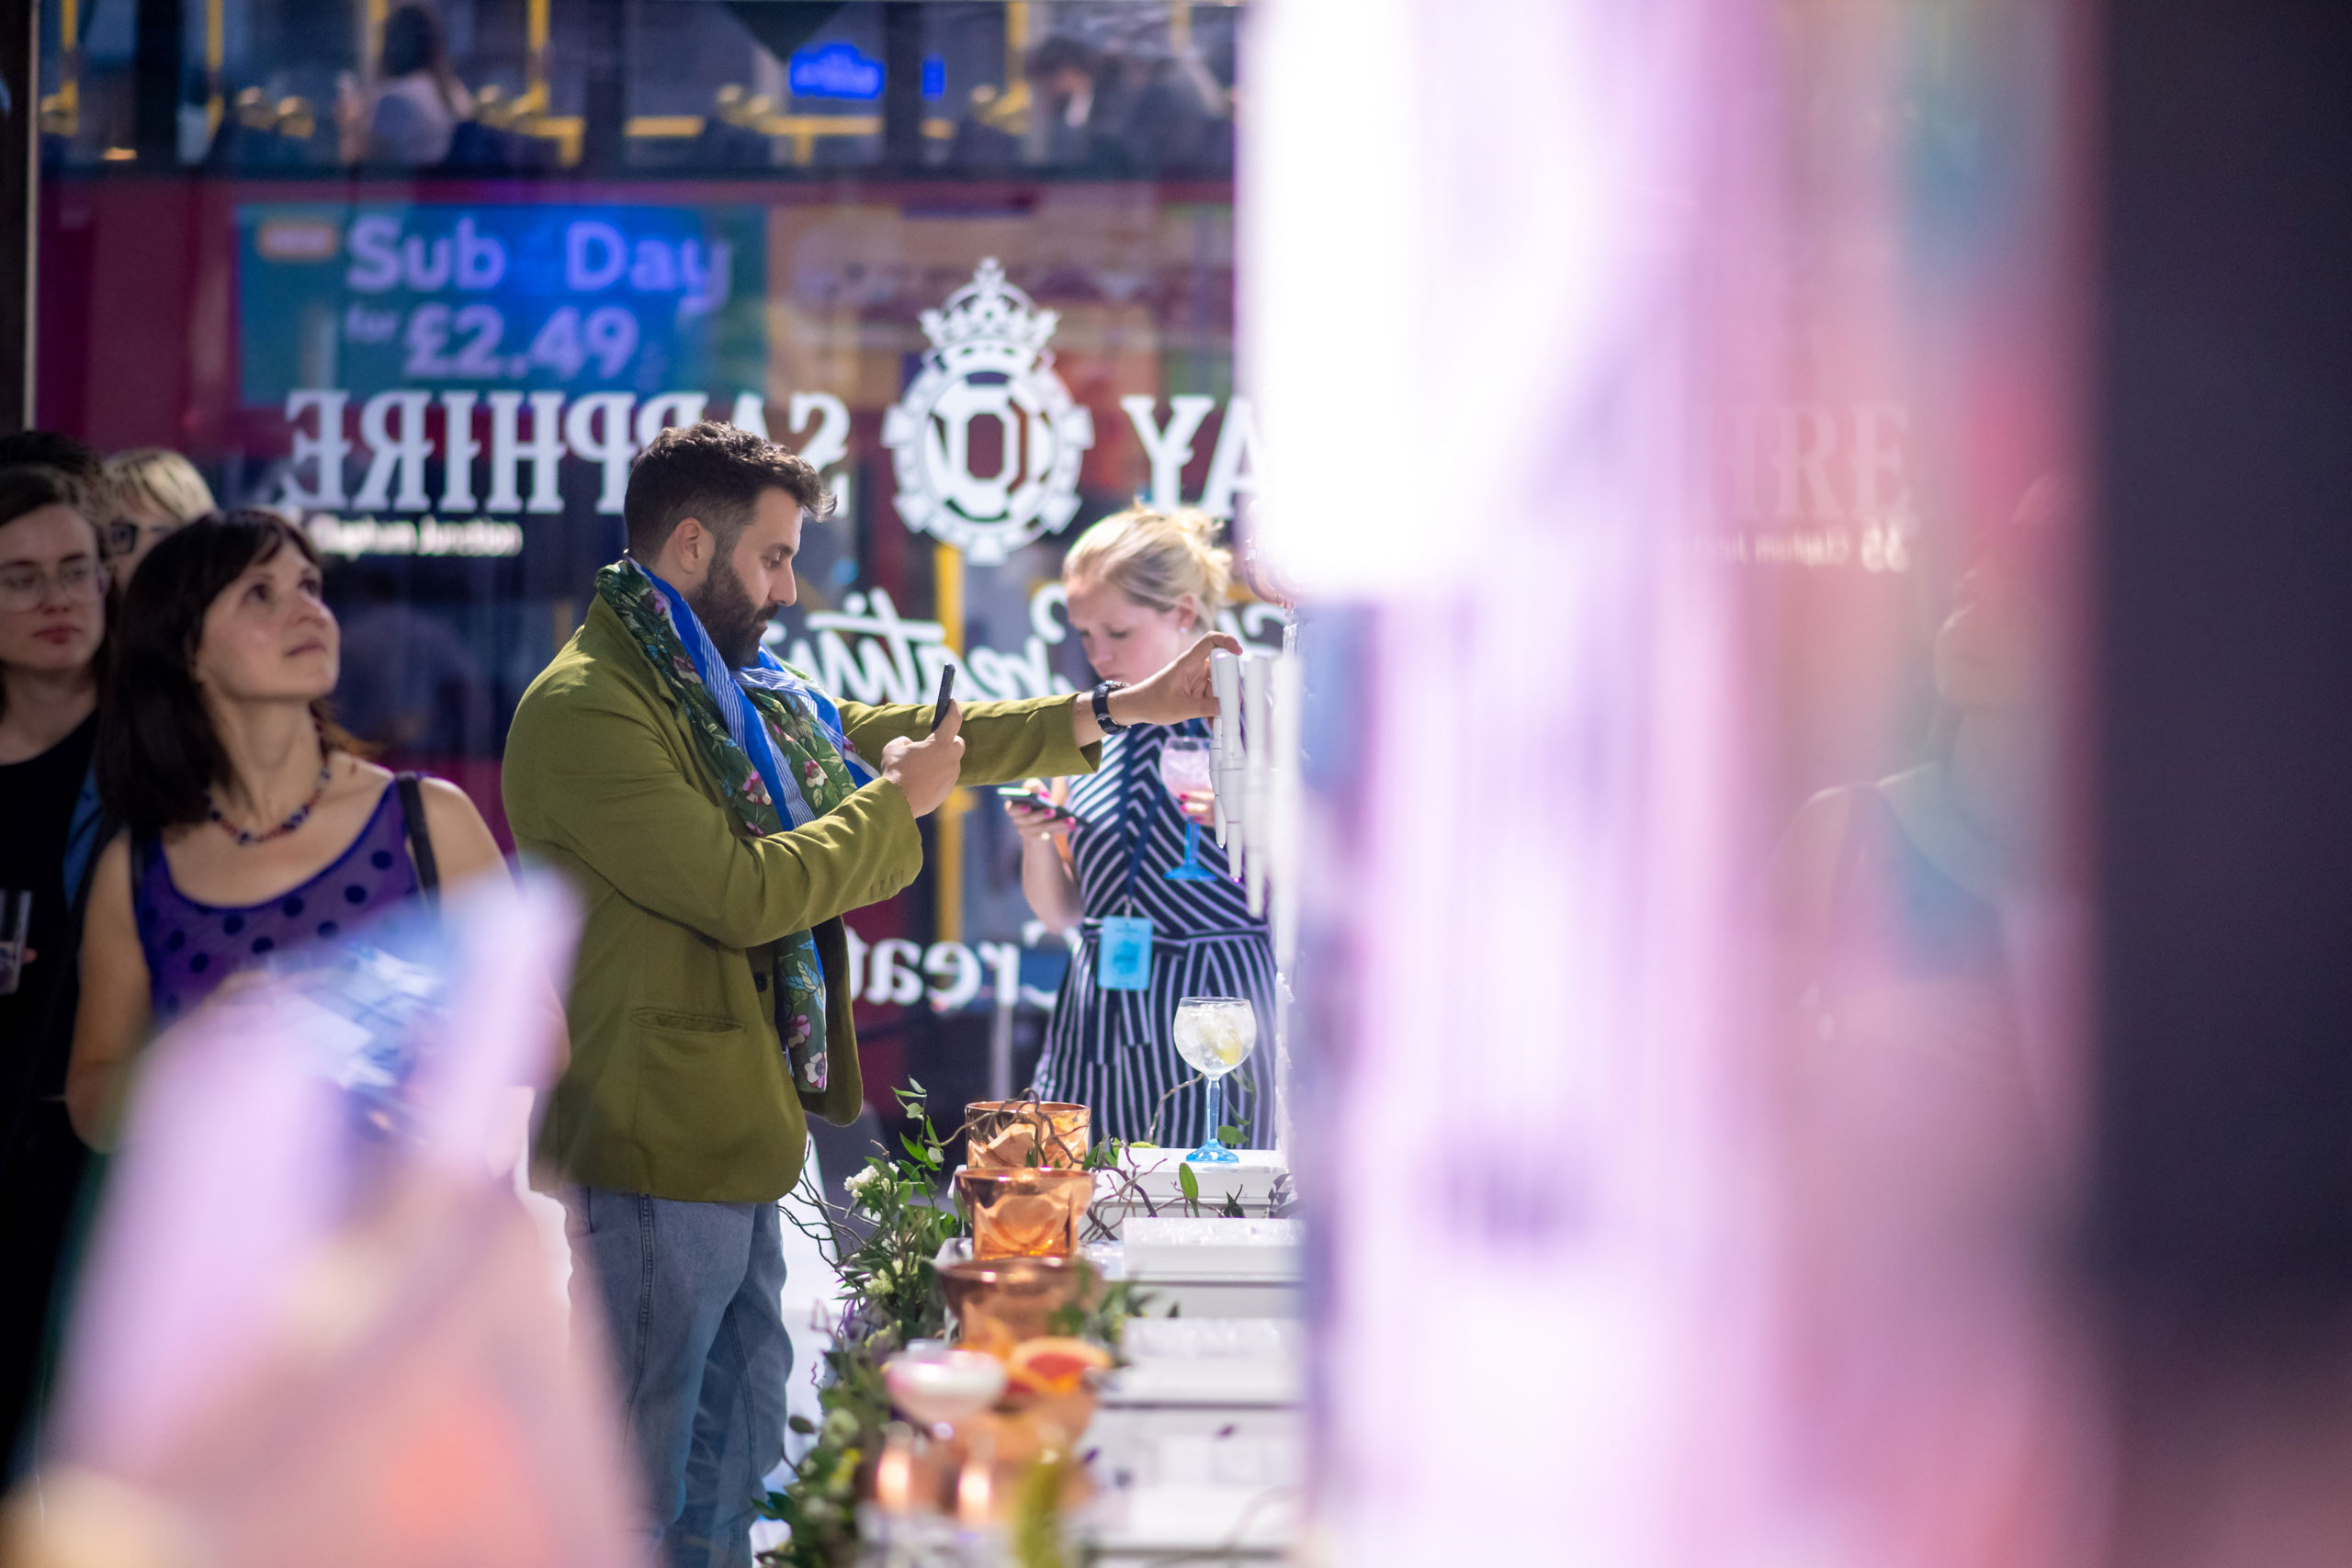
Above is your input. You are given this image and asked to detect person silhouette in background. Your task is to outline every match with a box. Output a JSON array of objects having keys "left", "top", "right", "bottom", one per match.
[
  {"left": 1768, "top": 475, "right": 2085, "bottom": 1568},
  {"left": 0, "top": 467, "right": 110, "bottom": 1478},
  {"left": 0, "top": 434, "right": 102, "bottom": 500},
  {"left": 1774, "top": 478, "right": 2073, "bottom": 1101},
  {"left": 98, "top": 448, "right": 215, "bottom": 589},
  {"left": 341, "top": 4, "right": 473, "bottom": 168},
  {"left": 1023, "top": 36, "right": 1136, "bottom": 173}
]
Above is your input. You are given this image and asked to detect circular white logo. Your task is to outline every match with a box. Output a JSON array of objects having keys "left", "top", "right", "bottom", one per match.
[{"left": 881, "top": 259, "right": 1095, "bottom": 566}]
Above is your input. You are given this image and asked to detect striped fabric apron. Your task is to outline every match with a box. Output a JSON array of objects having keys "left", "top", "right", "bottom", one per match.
[{"left": 1034, "top": 721, "right": 1277, "bottom": 1148}]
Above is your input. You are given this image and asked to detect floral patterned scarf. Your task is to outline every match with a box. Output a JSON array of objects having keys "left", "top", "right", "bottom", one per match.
[{"left": 596, "top": 557, "right": 868, "bottom": 1093}]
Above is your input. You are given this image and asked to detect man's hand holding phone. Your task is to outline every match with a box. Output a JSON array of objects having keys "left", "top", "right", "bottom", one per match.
[{"left": 882, "top": 701, "right": 964, "bottom": 818}]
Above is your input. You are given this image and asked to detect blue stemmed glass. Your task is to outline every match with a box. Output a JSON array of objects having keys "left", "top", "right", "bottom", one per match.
[
  {"left": 1174, "top": 997, "right": 1257, "bottom": 1163},
  {"left": 1159, "top": 736, "right": 1219, "bottom": 882}
]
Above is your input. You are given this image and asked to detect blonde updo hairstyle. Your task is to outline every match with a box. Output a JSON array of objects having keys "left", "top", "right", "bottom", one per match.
[
  {"left": 102, "top": 447, "right": 216, "bottom": 524},
  {"left": 1062, "top": 506, "right": 1229, "bottom": 633}
]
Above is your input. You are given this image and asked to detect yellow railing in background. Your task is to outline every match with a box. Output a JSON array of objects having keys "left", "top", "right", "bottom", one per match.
[
  {"left": 362, "top": 0, "right": 386, "bottom": 85},
  {"left": 976, "top": 0, "right": 1034, "bottom": 134},
  {"left": 39, "top": 0, "right": 80, "bottom": 137},
  {"left": 527, "top": 0, "right": 549, "bottom": 107},
  {"left": 621, "top": 110, "right": 955, "bottom": 164},
  {"left": 206, "top": 0, "right": 225, "bottom": 134},
  {"left": 932, "top": 544, "right": 970, "bottom": 946}
]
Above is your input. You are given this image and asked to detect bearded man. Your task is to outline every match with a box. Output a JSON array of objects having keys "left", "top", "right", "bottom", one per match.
[{"left": 503, "top": 422, "right": 1228, "bottom": 1566}]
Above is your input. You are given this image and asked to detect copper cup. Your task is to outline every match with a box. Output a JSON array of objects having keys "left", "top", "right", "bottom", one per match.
[
  {"left": 937, "top": 1255, "right": 1093, "bottom": 1357},
  {"left": 956, "top": 1168, "right": 1094, "bottom": 1260},
  {"left": 965, "top": 1100, "right": 1091, "bottom": 1170}
]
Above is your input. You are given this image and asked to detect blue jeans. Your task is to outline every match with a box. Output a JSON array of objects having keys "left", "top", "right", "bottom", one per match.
[{"left": 563, "top": 1188, "right": 792, "bottom": 1568}]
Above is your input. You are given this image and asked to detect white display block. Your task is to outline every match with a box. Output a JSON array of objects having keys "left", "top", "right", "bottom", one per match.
[
  {"left": 1083, "top": 1483, "right": 1302, "bottom": 1562},
  {"left": 1116, "top": 1216, "right": 1303, "bottom": 1319},
  {"left": 1098, "top": 1314, "right": 1306, "bottom": 1419},
  {"left": 1121, "top": 1317, "right": 1304, "bottom": 1361},
  {"left": 1121, "top": 1216, "right": 1303, "bottom": 1279},
  {"left": 1090, "top": 1146, "right": 1291, "bottom": 1237},
  {"left": 1087, "top": 1303, "right": 1306, "bottom": 1564},
  {"left": 1130, "top": 1275, "right": 1302, "bottom": 1320}
]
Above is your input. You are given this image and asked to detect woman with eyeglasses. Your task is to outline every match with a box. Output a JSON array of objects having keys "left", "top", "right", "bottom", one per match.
[
  {"left": 0, "top": 465, "right": 109, "bottom": 1477},
  {"left": 98, "top": 448, "right": 216, "bottom": 586},
  {"left": 65, "top": 512, "right": 507, "bottom": 1149}
]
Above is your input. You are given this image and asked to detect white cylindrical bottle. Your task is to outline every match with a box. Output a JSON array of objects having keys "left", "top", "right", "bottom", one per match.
[{"left": 1210, "top": 649, "right": 1247, "bottom": 853}]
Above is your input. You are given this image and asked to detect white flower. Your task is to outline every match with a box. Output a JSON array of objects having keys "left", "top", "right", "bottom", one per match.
[{"left": 843, "top": 1166, "right": 884, "bottom": 1212}]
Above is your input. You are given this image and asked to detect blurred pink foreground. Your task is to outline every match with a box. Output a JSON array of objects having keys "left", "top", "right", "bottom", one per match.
[{"left": 7, "top": 875, "right": 645, "bottom": 1568}]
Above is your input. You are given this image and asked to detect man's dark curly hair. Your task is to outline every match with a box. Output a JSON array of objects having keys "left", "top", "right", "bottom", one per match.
[{"left": 623, "top": 421, "right": 832, "bottom": 561}]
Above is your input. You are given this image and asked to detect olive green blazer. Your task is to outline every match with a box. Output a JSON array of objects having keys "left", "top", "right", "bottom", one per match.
[{"left": 503, "top": 595, "right": 1098, "bottom": 1203}]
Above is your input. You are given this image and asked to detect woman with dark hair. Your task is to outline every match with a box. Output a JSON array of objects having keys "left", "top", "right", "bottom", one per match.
[
  {"left": 340, "top": 4, "right": 473, "bottom": 167},
  {"left": 65, "top": 512, "right": 504, "bottom": 1147},
  {"left": 0, "top": 465, "right": 107, "bottom": 1475}
]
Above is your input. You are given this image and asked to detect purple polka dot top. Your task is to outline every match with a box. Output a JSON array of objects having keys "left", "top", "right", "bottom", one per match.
[{"left": 134, "top": 783, "right": 422, "bottom": 1021}]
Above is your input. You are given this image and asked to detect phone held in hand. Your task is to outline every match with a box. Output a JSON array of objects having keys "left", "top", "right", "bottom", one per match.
[
  {"left": 996, "top": 784, "right": 1077, "bottom": 822},
  {"left": 930, "top": 663, "right": 956, "bottom": 732}
]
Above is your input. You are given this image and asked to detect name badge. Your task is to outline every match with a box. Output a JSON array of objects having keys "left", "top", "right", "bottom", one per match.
[{"left": 1096, "top": 916, "right": 1155, "bottom": 991}]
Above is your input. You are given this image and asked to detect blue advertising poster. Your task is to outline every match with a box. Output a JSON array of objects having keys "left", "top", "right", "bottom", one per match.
[{"left": 237, "top": 203, "right": 768, "bottom": 408}]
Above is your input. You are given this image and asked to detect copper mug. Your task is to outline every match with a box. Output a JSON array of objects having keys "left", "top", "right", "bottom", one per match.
[
  {"left": 936, "top": 1255, "right": 1092, "bottom": 1357},
  {"left": 956, "top": 1168, "right": 1094, "bottom": 1260},
  {"left": 965, "top": 1100, "right": 1091, "bottom": 1170}
]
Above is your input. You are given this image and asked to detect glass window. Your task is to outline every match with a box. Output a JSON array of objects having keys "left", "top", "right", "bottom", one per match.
[{"left": 38, "top": 0, "right": 1251, "bottom": 1131}]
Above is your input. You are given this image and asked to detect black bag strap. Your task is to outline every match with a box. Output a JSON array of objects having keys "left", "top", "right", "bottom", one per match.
[
  {"left": 396, "top": 773, "right": 441, "bottom": 914},
  {"left": 129, "top": 828, "right": 153, "bottom": 894}
]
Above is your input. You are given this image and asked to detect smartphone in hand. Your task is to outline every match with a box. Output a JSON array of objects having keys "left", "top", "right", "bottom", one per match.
[
  {"left": 996, "top": 784, "right": 1077, "bottom": 823},
  {"left": 930, "top": 663, "right": 957, "bottom": 733}
]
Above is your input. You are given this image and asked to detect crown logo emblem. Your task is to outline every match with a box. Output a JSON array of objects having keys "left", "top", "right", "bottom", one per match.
[
  {"left": 919, "top": 258, "right": 1058, "bottom": 363},
  {"left": 883, "top": 258, "right": 1094, "bottom": 566}
]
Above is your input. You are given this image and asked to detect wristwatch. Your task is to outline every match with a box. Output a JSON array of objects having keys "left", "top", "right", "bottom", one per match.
[{"left": 1090, "top": 680, "right": 1129, "bottom": 734}]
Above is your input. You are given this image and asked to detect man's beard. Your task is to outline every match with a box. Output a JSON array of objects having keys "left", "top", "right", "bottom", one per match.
[{"left": 687, "top": 552, "right": 775, "bottom": 668}]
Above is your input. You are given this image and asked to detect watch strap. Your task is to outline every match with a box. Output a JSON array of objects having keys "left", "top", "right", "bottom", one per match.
[{"left": 1091, "top": 681, "right": 1127, "bottom": 733}]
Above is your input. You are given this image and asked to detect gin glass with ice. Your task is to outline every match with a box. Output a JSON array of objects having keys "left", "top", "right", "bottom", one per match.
[{"left": 1173, "top": 995, "right": 1257, "bottom": 1164}]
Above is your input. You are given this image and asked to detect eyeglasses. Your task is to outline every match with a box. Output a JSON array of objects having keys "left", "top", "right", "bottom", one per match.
[
  {"left": 103, "top": 517, "right": 182, "bottom": 558},
  {"left": 0, "top": 558, "right": 109, "bottom": 612}
]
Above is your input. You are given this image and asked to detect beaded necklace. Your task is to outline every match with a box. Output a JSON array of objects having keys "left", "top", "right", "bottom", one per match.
[{"left": 209, "top": 739, "right": 334, "bottom": 847}]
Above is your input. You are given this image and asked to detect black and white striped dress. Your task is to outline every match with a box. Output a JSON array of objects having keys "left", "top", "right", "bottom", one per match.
[{"left": 1033, "top": 720, "right": 1276, "bottom": 1148}]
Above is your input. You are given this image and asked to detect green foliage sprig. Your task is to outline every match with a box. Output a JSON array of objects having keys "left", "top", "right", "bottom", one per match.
[
  {"left": 829, "top": 1083, "right": 965, "bottom": 1341},
  {"left": 1046, "top": 1258, "right": 1152, "bottom": 1354},
  {"left": 763, "top": 1331, "right": 888, "bottom": 1568},
  {"left": 760, "top": 1082, "right": 965, "bottom": 1568}
]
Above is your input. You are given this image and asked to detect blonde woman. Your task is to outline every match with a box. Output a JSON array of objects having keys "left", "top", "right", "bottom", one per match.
[
  {"left": 1006, "top": 507, "right": 1273, "bottom": 1147},
  {"left": 99, "top": 447, "right": 216, "bottom": 584}
]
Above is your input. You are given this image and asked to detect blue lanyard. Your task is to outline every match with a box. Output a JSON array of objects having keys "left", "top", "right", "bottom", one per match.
[
  {"left": 1112, "top": 719, "right": 1207, "bottom": 914},
  {"left": 1114, "top": 728, "right": 1151, "bottom": 915}
]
